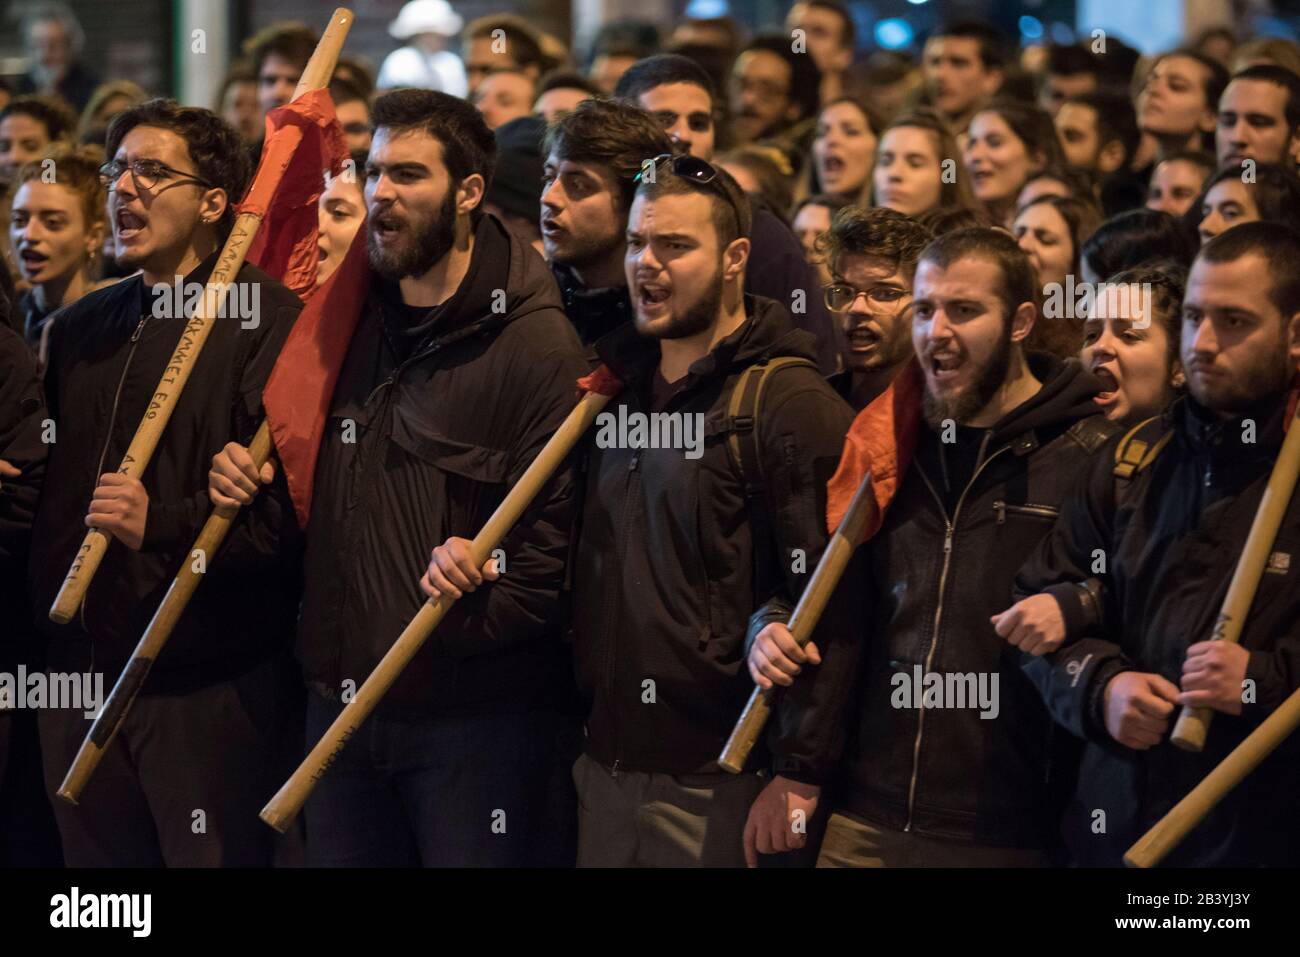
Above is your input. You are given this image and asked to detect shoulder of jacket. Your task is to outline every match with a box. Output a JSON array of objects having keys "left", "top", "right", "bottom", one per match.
[
  {"left": 1112, "top": 415, "right": 1174, "bottom": 480},
  {"left": 1064, "top": 414, "right": 1122, "bottom": 454}
]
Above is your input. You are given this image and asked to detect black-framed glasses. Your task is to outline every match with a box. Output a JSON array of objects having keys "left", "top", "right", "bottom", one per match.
[
  {"left": 98, "top": 159, "right": 214, "bottom": 192},
  {"left": 824, "top": 282, "right": 910, "bottom": 312},
  {"left": 634, "top": 153, "right": 743, "bottom": 226}
]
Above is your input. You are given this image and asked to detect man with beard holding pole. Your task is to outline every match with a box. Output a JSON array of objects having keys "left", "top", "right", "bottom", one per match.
[{"left": 217, "top": 89, "right": 591, "bottom": 865}]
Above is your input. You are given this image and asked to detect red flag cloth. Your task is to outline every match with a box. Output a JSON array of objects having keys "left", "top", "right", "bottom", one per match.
[
  {"left": 240, "top": 87, "right": 348, "bottom": 300},
  {"left": 263, "top": 227, "right": 370, "bottom": 527},
  {"left": 826, "top": 359, "right": 925, "bottom": 542},
  {"left": 576, "top": 364, "right": 624, "bottom": 397}
]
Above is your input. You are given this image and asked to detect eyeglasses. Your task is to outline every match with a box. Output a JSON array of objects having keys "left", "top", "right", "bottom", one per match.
[
  {"left": 98, "top": 159, "right": 214, "bottom": 192},
  {"left": 634, "top": 153, "right": 743, "bottom": 228},
  {"left": 824, "top": 282, "right": 910, "bottom": 312}
]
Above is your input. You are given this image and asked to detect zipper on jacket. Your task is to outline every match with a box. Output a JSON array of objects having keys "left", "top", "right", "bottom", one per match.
[
  {"left": 992, "top": 501, "right": 1060, "bottom": 524},
  {"left": 904, "top": 443, "right": 1009, "bottom": 832},
  {"left": 80, "top": 315, "right": 149, "bottom": 634}
]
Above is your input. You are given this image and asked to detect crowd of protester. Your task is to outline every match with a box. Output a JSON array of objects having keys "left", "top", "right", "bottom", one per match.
[{"left": 1, "top": 0, "right": 1299, "bottom": 869}]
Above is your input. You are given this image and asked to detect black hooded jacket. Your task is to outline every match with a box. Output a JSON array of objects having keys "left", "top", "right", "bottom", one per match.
[
  {"left": 28, "top": 254, "right": 304, "bottom": 694},
  {"left": 570, "top": 295, "right": 856, "bottom": 776},
  {"left": 832, "top": 354, "right": 1116, "bottom": 848},
  {"left": 296, "top": 214, "right": 590, "bottom": 717},
  {"left": 1014, "top": 392, "right": 1300, "bottom": 866}
]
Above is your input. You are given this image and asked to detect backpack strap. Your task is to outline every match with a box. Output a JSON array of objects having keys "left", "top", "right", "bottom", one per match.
[
  {"left": 724, "top": 356, "right": 821, "bottom": 599},
  {"left": 1113, "top": 415, "right": 1173, "bottom": 481}
]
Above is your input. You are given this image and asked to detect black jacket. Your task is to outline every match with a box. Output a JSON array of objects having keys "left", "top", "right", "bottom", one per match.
[
  {"left": 0, "top": 323, "right": 45, "bottom": 673},
  {"left": 296, "top": 214, "right": 590, "bottom": 717},
  {"left": 571, "top": 295, "right": 855, "bottom": 775},
  {"left": 551, "top": 261, "right": 631, "bottom": 352},
  {"left": 1014, "top": 393, "right": 1300, "bottom": 866},
  {"left": 28, "top": 254, "right": 303, "bottom": 694},
  {"left": 834, "top": 355, "right": 1116, "bottom": 848}
]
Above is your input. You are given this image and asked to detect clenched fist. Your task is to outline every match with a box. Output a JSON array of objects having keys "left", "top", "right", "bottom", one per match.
[
  {"left": 1103, "top": 671, "right": 1180, "bottom": 749},
  {"left": 747, "top": 621, "right": 820, "bottom": 689},
  {"left": 87, "top": 472, "right": 148, "bottom": 550},
  {"left": 1178, "top": 640, "right": 1249, "bottom": 715},
  {"left": 209, "top": 442, "right": 275, "bottom": 509},
  {"left": 419, "top": 536, "right": 500, "bottom": 601},
  {"left": 990, "top": 594, "right": 1066, "bottom": 656}
]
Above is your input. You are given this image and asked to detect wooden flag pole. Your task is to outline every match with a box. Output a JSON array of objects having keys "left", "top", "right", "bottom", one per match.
[
  {"left": 47, "top": 8, "right": 354, "bottom": 625},
  {"left": 1170, "top": 399, "right": 1300, "bottom": 751},
  {"left": 260, "top": 390, "right": 615, "bottom": 832},
  {"left": 1126, "top": 685, "right": 1300, "bottom": 867},
  {"left": 717, "top": 473, "right": 875, "bottom": 774}
]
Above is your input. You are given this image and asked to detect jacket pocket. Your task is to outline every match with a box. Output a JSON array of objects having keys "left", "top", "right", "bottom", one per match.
[
  {"left": 992, "top": 500, "right": 1060, "bottom": 524},
  {"left": 389, "top": 405, "right": 512, "bottom": 483}
]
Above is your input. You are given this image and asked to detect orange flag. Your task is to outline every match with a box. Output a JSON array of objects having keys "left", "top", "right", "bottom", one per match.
[{"left": 826, "top": 359, "right": 925, "bottom": 542}]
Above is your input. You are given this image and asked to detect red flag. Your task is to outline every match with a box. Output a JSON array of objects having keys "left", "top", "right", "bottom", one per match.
[
  {"left": 576, "top": 364, "right": 624, "bottom": 398},
  {"left": 242, "top": 87, "right": 348, "bottom": 299},
  {"left": 826, "top": 359, "right": 925, "bottom": 542}
]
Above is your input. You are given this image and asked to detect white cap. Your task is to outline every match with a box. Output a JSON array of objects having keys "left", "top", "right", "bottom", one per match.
[{"left": 388, "top": 0, "right": 463, "bottom": 40}]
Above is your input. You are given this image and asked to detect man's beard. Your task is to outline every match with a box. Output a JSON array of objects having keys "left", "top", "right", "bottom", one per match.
[
  {"left": 368, "top": 187, "right": 457, "bottom": 280},
  {"left": 548, "top": 225, "right": 622, "bottom": 275},
  {"left": 922, "top": 322, "right": 1014, "bottom": 430},
  {"left": 637, "top": 266, "right": 722, "bottom": 340},
  {"left": 1186, "top": 331, "right": 1293, "bottom": 415}
]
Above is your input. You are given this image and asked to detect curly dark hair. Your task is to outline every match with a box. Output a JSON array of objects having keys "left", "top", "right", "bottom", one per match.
[
  {"left": 542, "top": 97, "right": 673, "bottom": 211},
  {"left": 370, "top": 88, "right": 497, "bottom": 192},
  {"left": 243, "top": 21, "right": 317, "bottom": 74},
  {"left": 0, "top": 94, "right": 78, "bottom": 143},
  {"left": 105, "top": 98, "right": 251, "bottom": 237},
  {"left": 1100, "top": 260, "right": 1187, "bottom": 365},
  {"left": 821, "top": 205, "right": 932, "bottom": 281}
]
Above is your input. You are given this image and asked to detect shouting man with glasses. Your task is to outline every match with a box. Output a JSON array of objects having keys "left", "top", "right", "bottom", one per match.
[
  {"left": 566, "top": 155, "right": 857, "bottom": 867},
  {"left": 28, "top": 99, "right": 305, "bottom": 867},
  {"left": 822, "top": 207, "right": 933, "bottom": 411}
]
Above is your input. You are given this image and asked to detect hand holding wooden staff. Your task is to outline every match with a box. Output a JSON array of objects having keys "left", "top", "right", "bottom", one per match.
[
  {"left": 47, "top": 7, "right": 355, "bottom": 625},
  {"left": 718, "top": 473, "right": 875, "bottom": 774},
  {"left": 259, "top": 387, "right": 618, "bottom": 832}
]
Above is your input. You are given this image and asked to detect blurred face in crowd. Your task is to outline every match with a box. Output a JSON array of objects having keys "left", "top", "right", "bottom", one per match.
[
  {"left": 923, "top": 36, "right": 1001, "bottom": 124},
  {"left": 730, "top": 49, "right": 797, "bottom": 144},
  {"left": 534, "top": 86, "right": 591, "bottom": 123},
  {"left": 873, "top": 125, "right": 943, "bottom": 217},
  {"left": 1040, "top": 71, "right": 1097, "bottom": 117},
  {"left": 10, "top": 180, "right": 101, "bottom": 293},
  {"left": 1216, "top": 77, "right": 1299, "bottom": 166},
  {"left": 463, "top": 37, "right": 537, "bottom": 97},
  {"left": 638, "top": 82, "right": 715, "bottom": 160},
  {"left": 792, "top": 201, "right": 833, "bottom": 284},
  {"left": 589, "top": 54, "right": 637, "bottom": 94},
  {"left": 830, "top": 251, "right": 914, "bottom": 375},
  {"left": 814, "top": 100, "right": 876, "bottom": 198},
  {"left": 1137, "top": 55, "right": 1216, "bottom": 143},
  {"left": 1082, "top": 286, "right": 1182, "bottom": 425},
  {"left": 1054, "top": 101, "right": 1120, "bottom": 171},
  {"left": 1198, "top": 177, "right": 1258, "bottom": 245},
  {"left": 912, "top": 253, "right": 1033, "bottom": 427},
  {"left": 473, "top": 71, "right": 535, "bottom": 131},
  {"left": 1182, "top": 252, "right": 1300, "bottom": 416},
  {"left": 1146, "top": 157, "right": 1209, "bottom": 216},
  {"left": 964, "top": 110, "right": 1042, "bottom": 216},
  {"left": 786, "top": 2, "right": 852, "bottom": 76},
  {"left": 259, "top": 53, "right": 302, "bottom": 114},
  {"left": 1016, "top": 174, "right": 1072, "bottom": 209},
  {"left": 0, "top": 113, "right": 55, "bottom": 184},
  {"left": 366, "top": 128, "right": 477, "bottom": 281},
  {"left": 335, "top": 99, "right": 372, "bottom": 154},
  {"left": 107, "top": 125, "right": 225, "bottom": 282},
  {"left": 316, "top": 168, "right": 366, "bottom": 287},
  {"left": 541, "top": 152, "right": 624, "bottom": 276},
  {"left": 27, "top": 18, "right": 75, "bottom": 76},
  {"left": 626, "top": 188, "right": 746, "bottom": 340},
  {"left": 1014, "top": 201, "right": 1074, "bottom": 292},
  {"left": 221, "top": 79, "right": 261, "bottom": 144}
]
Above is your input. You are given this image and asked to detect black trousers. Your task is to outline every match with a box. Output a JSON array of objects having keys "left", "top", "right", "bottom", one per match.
[{"left": 38, "top": 654, "right": 304, "bottom": 867}]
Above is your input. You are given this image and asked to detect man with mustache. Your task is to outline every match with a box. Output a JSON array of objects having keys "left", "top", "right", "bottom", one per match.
[
  {"left": 1004, "top": 221, "right": 1300, "bottom": 866},
  {"left": 750, "top": 229, "right": 1117, "bottom": 866},
  {"left": 28, "top": 99, "right": 304, "bottom": 866},
  {"left": 541, "top": 97, "right": 672, "bottom": 350},
  {"left": 566, "top": 156, "right": 855, "bottom": 866},
  {"left": 823, "top": 207, "right": 932, "bottom": 411},
  {"left": 211, "top": 89, "right": 589, "bottom": 867}
]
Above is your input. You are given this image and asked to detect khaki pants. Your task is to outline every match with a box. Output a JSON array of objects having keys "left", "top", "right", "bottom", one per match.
[
  {"left": 573, "top": 752, "right": 766, "bottom": 867},
  {"left": 817, "top": 811, "right": 1049, "bottom": 868}
]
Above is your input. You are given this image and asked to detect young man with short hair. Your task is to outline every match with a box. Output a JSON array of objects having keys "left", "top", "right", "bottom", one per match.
[
  {"left": 786, "top": 0, "right": 856, "bottom": 105},
  {"left": 1038, "top": 44, "right": 1100, "bottom": 117},
  {"left": 922, "top": 21, "right": 1007, "bottom": 135},
  {"left": 1216, "top": 63, "right": 1300, "bottom": 167}
]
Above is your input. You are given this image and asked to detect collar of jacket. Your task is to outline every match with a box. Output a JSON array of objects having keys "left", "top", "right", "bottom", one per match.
[
  {"left": 980, "top": 351, "right": 1106, "bottom": 456},
  {"left": 1173, "top": 389, "right": 1289, "bottom": 460},
  {"left": 592, "top": 293, "right": 818, "bottom": 386},
  {"left": 550, "top": 260, "right": 631, "bottom": 339}
]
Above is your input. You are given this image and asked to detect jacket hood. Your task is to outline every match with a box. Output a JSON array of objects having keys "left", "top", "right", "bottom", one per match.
[
  {"left": 595, "top": 293, "right": 818, "bottom": 384},
  {"left": 988, "top": 351, "right": 1105, "bottom": 444}
]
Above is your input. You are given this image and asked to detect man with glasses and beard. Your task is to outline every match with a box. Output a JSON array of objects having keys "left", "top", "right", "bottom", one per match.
[
  {"left": 563, "top": 155, "right": 856, "bottom": 867},
  {"left": 750, "top": 229, "right": 1118, "bottom": 866},
  {"left": 1006, "top": 221, "right": 1300, "bottom": 866},
  {"left": 210, "top": 89, "right": 589, "bottom": 867},
  {"left": 28, "top": 99, "right": 304, "bottom": 866}
]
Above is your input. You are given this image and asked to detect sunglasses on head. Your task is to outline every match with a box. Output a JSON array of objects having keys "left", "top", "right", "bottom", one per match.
[{"left": 634, "top": 153, "right": 743, "bottom": 230}]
